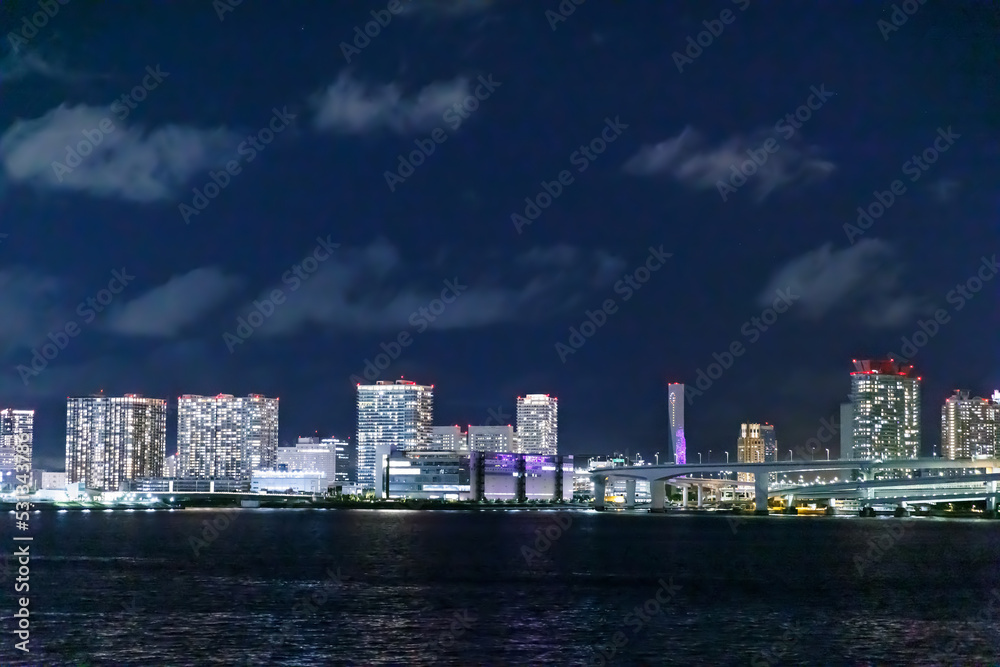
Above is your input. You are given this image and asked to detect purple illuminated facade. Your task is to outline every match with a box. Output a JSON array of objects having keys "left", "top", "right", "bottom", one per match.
[
  {"left": 471, "top": 452, "right": 573, "bottom": 501},
  {"left": 668, "top": 383, "right": 686, "bottom": 464}
]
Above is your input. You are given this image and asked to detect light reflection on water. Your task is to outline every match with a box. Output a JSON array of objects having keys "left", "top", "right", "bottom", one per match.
[{"left": 8, "top": 510, "right": 1000, "bottom": 665}]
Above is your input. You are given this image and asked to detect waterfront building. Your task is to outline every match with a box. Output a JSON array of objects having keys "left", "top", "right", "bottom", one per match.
[
  {"left": 30, "top": 470, "right": 66, "bottom": 490},
  {"left": 127, "top": 477, "right": 249, "bottom": 493},
  {"left": 178, "top": 394, "right": 279, "bottom": 481},
  {"left": 430, "top": 425, "right": 468, "bottom": 452},
  {"left": 66, "top": 394, "right": 167, "bottom": 491},
  {"left": 847, "top": 359, "right": 921, "bottom": 460},
  {"left": 0, "top": 408, "right": 33, "bottom": 480},
  {"left": 381, "top": 450, "right": 472, "bottom": 500},
  {"left": 516, "top": 394, "right": 558, "bottom": 455},
  {"left": 357, "top": 379, "right": 433, "bottom": 490},
  {"left": 277, "top": 436, "right": 345, "bottom": 486},
  {"left": 668, "top": 383, "right": 686, "bottom": 464},
  {"left": 471, "top": 452, "right": 574, "bottom": 502},
  {"left": 941, "top": 390, "right": 1000, "bottom": 459},
  {"left": 467, "top": 424, "right": 515, "bottom": 453},
  {"left": 251, "top": 470, "right": 325, "bottom": 494}
]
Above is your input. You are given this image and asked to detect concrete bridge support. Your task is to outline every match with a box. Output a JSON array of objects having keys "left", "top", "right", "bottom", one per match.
[
  {"left": 754, "top": 473, "right": 769, "bottom": 515},
  {"left": 681, "top": 485, "right": 689, "bottom": 508},
  {"left": 697, "top": 484, "right": 704, "bottom": 508},
  {"left": 625, "top": 479, "right": 636, "bottom": 509},
  {"left": 594, "top": 477, "right": 606, "bottom": 511},
  {"left": 650, "top": 480, "right": 665, "bottom": 513}
]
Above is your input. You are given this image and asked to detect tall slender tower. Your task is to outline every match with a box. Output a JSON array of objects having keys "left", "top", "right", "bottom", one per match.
[
  {"left": 356, "top": 380, "right": 434, "bottom": 490},
  {"left": 516, "top": 394, "right": 558, "bottom": 455},
  {"left": 849, "top": 359, "right": 921, "bottom": 460},
  {"left": 66, "top": 394, "right": 166, "bottom": 491},
  {"left": 668, "top": 383, "right": 686, "bottom": 464}
]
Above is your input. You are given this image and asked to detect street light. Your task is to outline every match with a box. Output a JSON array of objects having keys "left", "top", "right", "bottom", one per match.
[
  {"left": 826, "top": 449, "right": 830, "bottom": 461},
  {"left": 788, "top": 450, "right": 793, "bottom": 461},
  {"left": 725, "top": 451, "right": 730, "bottom": 464},
  {"left": 698, "top": 453, "right": 702, "bottom": 464},
  {"left": 655, "top": 452, "right": 659, "bottom": 465}
]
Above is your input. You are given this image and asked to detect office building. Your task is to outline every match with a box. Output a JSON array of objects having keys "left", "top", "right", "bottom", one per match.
[
  {"left": 128, "top": 477, "right": 248, "bottom": 493},
  {"left": 516, "top": 394, "right": 558, "bottom": 455},
  {"left": 737, "top": 423, "right": 767, "bottom": 482},
  {"left": 848, "top": 359, "right": 921, "bottom": 461},
  {"left": 330, "top": 438, "right": 351, "bottom": 483},
  {"left": 668, "top": 383, "right": 686, "bottom": 464},
  {"left": 356, "top": 379, "right": 434, "bottom": 490},
  {"left": 178, "top": 394, "right": 279, "bottom": 480},
  {"left": 941, "top": 390, "right": 1000, "bottom": 460},
  {"left": 66, "top": 394, "right": 167, "bottom": 491},
  {"left": 430, "top": 425, "right": 468, "bottom": 452},
  {"left": 468, "top": 424, "right": 515, "bottom": 453},
  {"left": 381, "top": 450, "right": 472, "bottom": 500},
  {"left": 277, "top": 436, "right": 346, "bottom": 486},
  {"left": 0, "top": 408, "right": 33, "bottom": 478},
  {"left": 471, "top": 452, "right": 574, "bottom": 502},
  {"left": 761, "top": 423, "right": 777, "bottom": 462},
  {"left": 251, "top": 470, "right": 325, "bottom": 494}
]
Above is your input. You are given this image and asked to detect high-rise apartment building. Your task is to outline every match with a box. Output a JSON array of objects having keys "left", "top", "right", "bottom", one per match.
[
  {"left": 430, "top": 425, "right": 468, "bottom": 452},
  {"left": 941, "top": 390, "right": 1000, "bottom": 460},
  {"left": 0, "top": 409, "right": 33, "bottom": 477},
  {"left": 737, "top": 423, "right": 767, "bottom": 482},
  {"left": 668, "top": 383, "right": 686, "bottom": 464},
  {"left": 178, "top": 394, "right": 279, "bottom": 480},
  {"left": 277, "top": 436, "right": 345, "bottom": 484},
  {"left": 848, "top": 359, "right": 921, "bottom": 460},
  {"left": 467, "top": 424, "right": 515, "bottom": 453},
  {"left": 356, "top": 380, "right": 433, "bottom": 490},
  {"left": 66, "top": 395, "right": 166, "bottom": 491},
  {"left": 516, "top": 394, "right": 557, "bottom": 455}
]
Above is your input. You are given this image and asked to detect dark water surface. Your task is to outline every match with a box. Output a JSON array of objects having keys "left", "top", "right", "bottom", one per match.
[{"left": 4, "top": 509, "right": 1000, "bottom": 666}]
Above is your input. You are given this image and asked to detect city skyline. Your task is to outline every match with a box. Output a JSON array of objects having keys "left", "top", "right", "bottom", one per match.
[
  {"left": 7, "top": 358, "right": 1000, "bottom": 478},
  {"left": 1, "top": 2, "right": 994, "bottom": 476}
]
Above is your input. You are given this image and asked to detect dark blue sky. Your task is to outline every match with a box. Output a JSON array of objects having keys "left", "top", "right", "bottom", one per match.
[{"left": 1, "top": 0, "right": 997, "bottom": 469}]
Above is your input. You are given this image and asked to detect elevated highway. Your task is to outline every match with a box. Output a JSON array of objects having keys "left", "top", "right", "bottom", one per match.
[{"left": 591, "top": 458, "right": 1000, "bottom": 514}]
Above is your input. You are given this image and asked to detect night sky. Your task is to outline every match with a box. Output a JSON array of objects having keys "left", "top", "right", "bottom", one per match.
[{"left": 1, "top": 0, "right": 997, "bottom": 471}]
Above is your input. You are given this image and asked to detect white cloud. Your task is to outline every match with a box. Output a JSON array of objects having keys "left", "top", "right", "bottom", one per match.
[
  {"left": 312, "top": 74, "right": 469, "bottom": 134},
  {"left": 0, "top": 268, "right": 67, "bottom": 355},
  {"left": 624, "top": 126, "right": 834, "bottom": 202},
  {"left": 400, "top": 0, "right": 500, "bottom": 16},
  {"left": 105, "top": 268, "right": 245, "bottom": 337},
  {"left": 0, "top": 104, "right": 237, "bottom": 202},
  {"left": 242, "top": 241, "right": 627, "bottom": 336},
  {"left": 759, "top": 240, "right": 923, "bottom": 328}
]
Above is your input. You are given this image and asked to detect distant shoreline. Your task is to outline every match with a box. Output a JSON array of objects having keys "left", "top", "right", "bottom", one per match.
[{"left": 3, "top": 500, "right": 995, "bottom": 519}]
